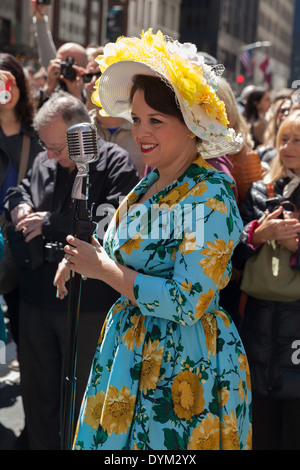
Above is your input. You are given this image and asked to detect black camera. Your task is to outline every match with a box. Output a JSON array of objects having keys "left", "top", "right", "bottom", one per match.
[
  {"left": 44, "top": 242, "right": 65, "bottom": 264},
  {"left": 6, "top": 226, "right": 44, "bottom": 270},
  {"left": 60, "top": 56, "right": 77, "bottom": 81},
  {"left": 36, "top": 0, "right": 51, "bottom": 5}
]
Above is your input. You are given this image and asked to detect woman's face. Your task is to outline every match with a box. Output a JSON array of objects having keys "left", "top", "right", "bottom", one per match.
[
  {"left": 131, "top": 89, "right": 195, "bottom": 172},
  {"left": 256, "top": 91, "right": 272, "bottom": 115},
  {"left": 279, "top": 121, "right": 300, "bottom": 173},
  {"left": 276, "top": 99, "right": 292, "bottom": 127}
]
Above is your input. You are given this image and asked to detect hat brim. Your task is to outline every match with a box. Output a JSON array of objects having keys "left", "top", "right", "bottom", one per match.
[
  {"left": 98, "top": 61, "right": 157, "bottom": 121},
  {"left": 98, "top": 61, "right": 243, "bottom": 159}
]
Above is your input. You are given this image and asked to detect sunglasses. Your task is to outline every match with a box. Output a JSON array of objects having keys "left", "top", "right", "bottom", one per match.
[{"left": 82, "top": 72, "right": 102, "bottom": 83}]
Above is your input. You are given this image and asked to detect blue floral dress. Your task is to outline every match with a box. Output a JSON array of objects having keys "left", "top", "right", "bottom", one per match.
[{"left": 73, "top": 155, "right": 252, "bottom": 450}]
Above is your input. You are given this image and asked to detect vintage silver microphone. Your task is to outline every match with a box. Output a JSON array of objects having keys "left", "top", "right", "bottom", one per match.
[
  {"left": 67, "top": 122, "right": 99, "bottom": 200},
  {"left": 61, "top": 122, "right": 99, "bottom": 450}
]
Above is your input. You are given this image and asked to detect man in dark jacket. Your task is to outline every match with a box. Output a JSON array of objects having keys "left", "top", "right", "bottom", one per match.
[{"left": 4, "top": 91, "right": 139, "bottom": 450}]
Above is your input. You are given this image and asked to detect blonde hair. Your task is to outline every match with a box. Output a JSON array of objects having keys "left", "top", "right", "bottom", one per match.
[
  {"left": 216, "top": 77, "right": 253, "bottom": 148},
  {"left": 263, "top": 95, "right": 293, "bottom": 147},
  {"left": 265, "top": 110, "right": 300, "bottom": 183}
]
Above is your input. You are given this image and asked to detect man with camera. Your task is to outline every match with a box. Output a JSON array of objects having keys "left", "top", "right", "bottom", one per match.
[
  {"left": 38, "top": 42, "right": 88, "bottom": 108},
  {"left": 3, "top": 91, "right": 139, "bottom": 449},
  {"left": 32, "top": 1, "right": 88, "bottom": 107}
]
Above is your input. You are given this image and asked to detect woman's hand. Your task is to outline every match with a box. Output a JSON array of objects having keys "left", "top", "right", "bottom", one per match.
[
  {"left": 44, "top": 59, "right": 62, "bottom": 95},
  {"left": 0, "top": 70, "right": 16, "bottom": 87},
  {"left": 31, "top": 0, "right": 47, "bottom": 20},
  {"left": 64, "top": 234, "right": 108, "bottom": 279},
  {"left": 53, "top": 259, "right": 70, "bottom": 300},
  {"left": 252, "top": 206, "right": 300, "bottom": 245},
  {"left": 277, "top": 237, "right": 299, "bottom": 253},
  {"left": 63, "top": 234, "right": 138, "bottom": 304},
  {"left": 277, "top": 209, "right": 300, "bottom": 252}
]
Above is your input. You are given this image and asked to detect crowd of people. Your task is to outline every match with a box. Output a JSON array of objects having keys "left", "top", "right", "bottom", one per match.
[{"left": 0, "top": 0, "right": 300, "bottom": 452}]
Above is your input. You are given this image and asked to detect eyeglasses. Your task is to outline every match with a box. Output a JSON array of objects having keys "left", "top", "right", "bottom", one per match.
[
  {"left": 39, "top": 140, "right": 67, "bottom": 157},
  {"left": 82, "top": 72, "right": 102, "bottom": 83}
]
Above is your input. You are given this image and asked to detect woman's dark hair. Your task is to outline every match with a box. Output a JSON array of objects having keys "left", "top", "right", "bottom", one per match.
[
  {"left": 129, "top": 74, "right": 184, "bottom": 123},
  {"left": 0, "top": 53, "right": 35, "bottom": 129},
  {"left": 244, "top": 86, "right": 268, "bottom": 121}
]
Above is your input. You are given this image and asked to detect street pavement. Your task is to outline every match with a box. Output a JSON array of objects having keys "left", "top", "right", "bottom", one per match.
[{"left": 0, "top": 313, "right": 25, "bottom": 451}]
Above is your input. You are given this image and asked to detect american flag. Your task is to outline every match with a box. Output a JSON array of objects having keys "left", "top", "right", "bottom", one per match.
[
  {"left": 259, "top": 56, "right": 272, "bottom": 87},
  {"left": 239, "top": 49, "right": 254, "bottom": 79}
]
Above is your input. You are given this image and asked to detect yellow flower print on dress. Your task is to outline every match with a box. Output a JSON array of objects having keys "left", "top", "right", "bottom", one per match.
[
  {"left": 187, "top": 413, "right": 220, "bottom": 450},
  {"left": 199, "top": 238, "right": 234, "bottom": 286},
  {"left": 101, "top": 386, "right": 136, "bottom": 435},
  {"left": 139, "top": 339, "right": 164, "bottom": 394},
  {"left": 206, "top": 198, "right": 228, "bottom": 214},
  {"left": 195, "top": 288, "right": 215, "bottom": 319},
  {"left": 171, "top": 370, "right": 205, "bottom": 420},
  {"left": 220, "top": 409, "right": 240, "bottom": 450},
  {"left": 238, "top": 354, "right": 252, "bottom": 393},
  {"left": 200, "top": 311, "right": 217, "bottom": 357},
  {"left": 111, "top": 300, "right": 125, "bottom": 316},
  {"left": 218, "top": 385, "right": 230, "bottom": 408},
  {"left": 122, "top": 313, "right": 146, "bottom": 351},
  {"left": 84, "top": 391, "right": 105, "bottom": 430},
  {"left": 180, "top": 280, "right": 193, "bottom": 291},
  {"left": 194, "top": 154, "right": 215, "bottom": 171},
  {"left": 238, "top": 377, "right": 245, "bottom": 402},
  {"left": 180, "top": 180, "right": 208, "bottom": 203},
  {"left": 188, "top": 181, "right": 208, "bottom": 197},
  {"left": 200, "top": 309, "right": 231, "bottom": 357},
  {"left": 178, "top": 233, "right": 197, "bottom": 255},
  {"left": 245, "top": 425, "right": 253, "bottom": 450},
  {"left": 157, "top": 182, "right": 189, "bottom": 208},
  {"left": 120, "top": 235, "right": 143, "bottom": 255},
  {"left": 213, "top": 309, "right": 231, "bottom": 328}
]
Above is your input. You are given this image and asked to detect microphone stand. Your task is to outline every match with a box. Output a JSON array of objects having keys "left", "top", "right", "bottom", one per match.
[{"left": 61, "top": 159, "right": 97, "bottom": 451}]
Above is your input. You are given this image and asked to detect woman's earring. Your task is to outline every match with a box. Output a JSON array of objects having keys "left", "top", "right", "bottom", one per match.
[{"left": 189, "top": 132, "right": 196, "bottom": 139}]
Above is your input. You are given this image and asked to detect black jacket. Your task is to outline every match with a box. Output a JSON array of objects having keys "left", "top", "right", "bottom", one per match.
[
  {"left": 235, "top": 178, "right": 300, "bottom": 399},
  {"left": 4, "top": 138, "right": 139, "bottom": 312}
]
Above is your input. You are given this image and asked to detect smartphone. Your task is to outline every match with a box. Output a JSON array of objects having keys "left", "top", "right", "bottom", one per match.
[
  {"left": 36, "top": 0, "right": 51, "bottom": 5},
  {"left": 0, "top": 79, "right": 12, "bottom": 104}
]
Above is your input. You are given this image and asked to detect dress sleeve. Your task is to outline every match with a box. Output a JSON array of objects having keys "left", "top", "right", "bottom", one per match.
[{"left": 133, "top": 179, "right": 242, "bottom": 326}]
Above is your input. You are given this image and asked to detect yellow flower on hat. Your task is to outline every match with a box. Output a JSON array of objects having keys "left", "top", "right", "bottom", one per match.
[
  {"left": 92, "top": 29, "right": 229, "bottom": 127},
  {"left": 92, "top": 28, "right": 243, "bottom": 158}
]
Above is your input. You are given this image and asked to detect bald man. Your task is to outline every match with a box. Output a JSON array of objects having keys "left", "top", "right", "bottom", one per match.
[{"left": 35, "top": 42, "right": 88, "bottom": 108}]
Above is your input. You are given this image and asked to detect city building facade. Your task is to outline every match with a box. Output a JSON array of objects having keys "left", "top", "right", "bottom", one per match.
[{"left": 0, "top": 0, "right": 297, "bottom": 92}]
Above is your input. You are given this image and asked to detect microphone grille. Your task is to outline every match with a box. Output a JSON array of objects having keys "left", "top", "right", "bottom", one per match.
[{"left": 67, "top": 123, "right": 99, "bottom": 163}]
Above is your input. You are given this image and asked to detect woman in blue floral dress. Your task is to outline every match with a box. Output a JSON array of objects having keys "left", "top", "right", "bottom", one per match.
[{"left": 55, "top": 30, "right": 252, "bottom": 450}]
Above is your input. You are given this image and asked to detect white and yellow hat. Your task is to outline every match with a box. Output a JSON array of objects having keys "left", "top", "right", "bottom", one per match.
[{"left": 92, "top": 29, "right": 243, "bottom": 159}]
